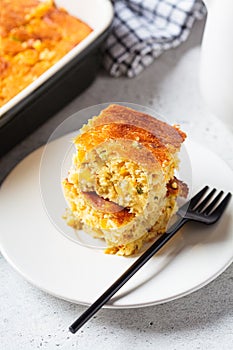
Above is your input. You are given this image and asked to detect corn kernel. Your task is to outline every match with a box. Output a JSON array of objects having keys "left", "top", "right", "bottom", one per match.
[{"left": 171, "top": 181, "right": 178, "bottom": 189}]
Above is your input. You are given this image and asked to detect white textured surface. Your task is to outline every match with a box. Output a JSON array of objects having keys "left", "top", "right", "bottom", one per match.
[{"left": 0, "top": 19, "right": 233, "bottom": 350}]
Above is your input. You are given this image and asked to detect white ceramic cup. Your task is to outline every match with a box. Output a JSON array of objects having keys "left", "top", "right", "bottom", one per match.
[{"left": 200, "top": 0, "right": 233, "bottom": 131}]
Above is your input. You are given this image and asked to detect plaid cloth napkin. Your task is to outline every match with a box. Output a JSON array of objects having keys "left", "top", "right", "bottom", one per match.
[{"left": 103, "top": 0, "right": 206, "bottom": 77}]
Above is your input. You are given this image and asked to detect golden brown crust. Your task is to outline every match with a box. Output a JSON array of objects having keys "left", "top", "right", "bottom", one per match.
[
  {"left": 75, "top": 123, "right": 175, "bottom": 167},
  {"left": 63, "top": 177, "right": 134, "bottom": 227},
  {"left": 82, "top": 192, "right": 134, "bottom": 226},
  {"left": 83, "top": 191, "right": 125, "bottom": 213},
  {"left": 91, "top": 104, "right": 186, "bottom": 148},
  {"left": 75, "top": 104, "right": 187, "bottom": 168}
]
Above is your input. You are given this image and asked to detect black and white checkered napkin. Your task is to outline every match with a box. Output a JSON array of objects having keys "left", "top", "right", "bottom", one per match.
[{"left": 103, "top": 0, "right": 206, "bottom": 77}]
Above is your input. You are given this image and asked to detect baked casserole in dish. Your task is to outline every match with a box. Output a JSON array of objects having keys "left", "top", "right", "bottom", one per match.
[
  {"left": 0, "top": 0, "right": 92, "bottom": 107},
  {"left": 0, "top": 0, "right": 113, "bottom": 156}
]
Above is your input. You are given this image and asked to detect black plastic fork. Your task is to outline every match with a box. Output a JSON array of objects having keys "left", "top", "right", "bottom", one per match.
[{"left": 69, "top": 186, "right": 232, "bottom": 334}]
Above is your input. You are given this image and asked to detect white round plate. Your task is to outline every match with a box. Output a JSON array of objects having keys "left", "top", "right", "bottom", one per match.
[{"left": 0, "top": 139, "right": 232, "bottom": 308}]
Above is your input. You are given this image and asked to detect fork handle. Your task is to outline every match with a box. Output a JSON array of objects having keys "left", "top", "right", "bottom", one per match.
[{"left": 69, "top": 217, "right": 188, "bottom": 334}]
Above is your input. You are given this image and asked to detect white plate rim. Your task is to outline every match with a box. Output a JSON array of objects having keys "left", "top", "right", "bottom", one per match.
[{"left": 1, "top": 240, "right": 232, "bottom": 309}]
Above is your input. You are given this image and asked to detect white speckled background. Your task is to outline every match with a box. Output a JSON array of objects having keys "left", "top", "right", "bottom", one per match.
[{"left": 0, "top": 19, "right": 233, "bottom": 350}]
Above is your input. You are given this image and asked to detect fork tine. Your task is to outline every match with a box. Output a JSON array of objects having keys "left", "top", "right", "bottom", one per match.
[
  {"left": 195, "top": 188, "right": 216, "bottom": 212},
  {"left": 203, "top": 190, "right": 224, "bottom": 215},
  {"left": 189, "top": 186, "right": 209, "bottom": 209},
  {"left": 209, "top": 192, "right": 232, "bottom": 218}
]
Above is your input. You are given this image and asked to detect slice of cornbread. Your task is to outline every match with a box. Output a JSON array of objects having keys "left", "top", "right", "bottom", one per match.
[{"left": 63, "top": 104, "right": 188, "bottom": 256}]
